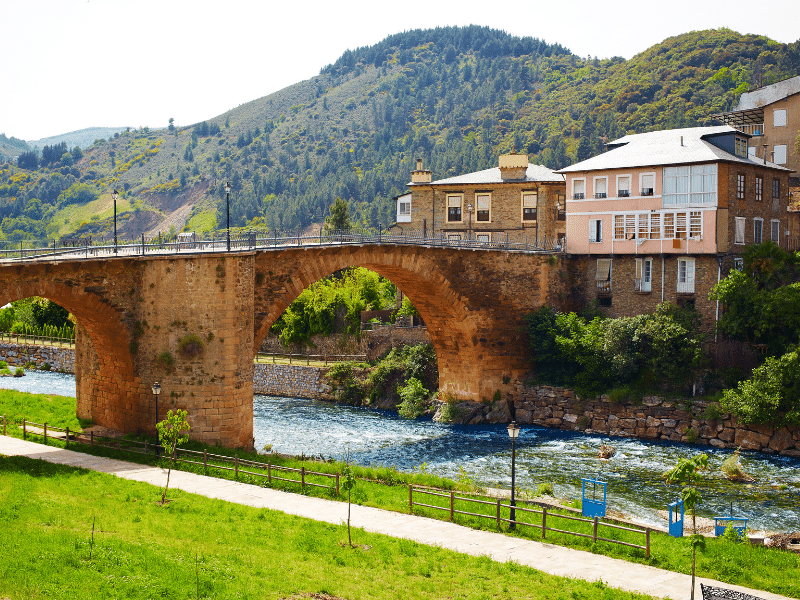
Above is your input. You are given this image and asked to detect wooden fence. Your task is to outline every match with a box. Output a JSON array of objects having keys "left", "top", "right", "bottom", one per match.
[
  {"left": 0, "top": 332, "right": 75, "bottom": 347},
  {"left": 409, "top": 484, "right": 650, "bottom": 557},
  {"left": 255, "top": 352, "right": 367, "bottom": 365},
  {"left": 12, "top": 417, "right": 339, "bottom": 495}
]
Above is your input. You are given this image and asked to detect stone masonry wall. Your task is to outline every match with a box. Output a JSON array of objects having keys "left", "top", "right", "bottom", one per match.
[
  {"left": 0, "top": 344, "right": 75, "bottom": 373},
  {"left": 512, "top": 384, "right": 800, "bottom": 456},
  {"left": 253, "top": 364, "right": 330, "bottom": 399}
]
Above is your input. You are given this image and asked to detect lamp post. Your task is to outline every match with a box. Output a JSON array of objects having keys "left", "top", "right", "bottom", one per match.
[
  {"left": 467, "top": 202, "right": 474, "bottom": 241},
  {"left": 152, "top": 382, "right": 161, "bottom": 455},
  {"left": 507, "top": 421, "right": 520, "bottom": 529},
  {"left": 112, "top": 189, "right": 119, "bottom": 254},
  {"left": 224, "top": 181, "right": 231, "bottom": 251}
]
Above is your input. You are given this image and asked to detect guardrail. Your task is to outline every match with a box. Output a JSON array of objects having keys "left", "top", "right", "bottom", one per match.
[
  {"left": 255, "top": 352, "right": 367, "bottom": 365},
  {"left": 12, "top": 416, "right": 339, "bottom": 495},
  {"left": 0, "top": 332, "right": 75, "bottom": 347},
  {"left": 0, "top": 228, "right": 565, "bottom": 263},
  {"left": 409, "top": 484, "right": 650, "bottom": 557}
]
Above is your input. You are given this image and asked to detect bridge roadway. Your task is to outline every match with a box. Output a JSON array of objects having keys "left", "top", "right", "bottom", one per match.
[{"left": 0, "top": 235, "right": 565, "bottom": 448}]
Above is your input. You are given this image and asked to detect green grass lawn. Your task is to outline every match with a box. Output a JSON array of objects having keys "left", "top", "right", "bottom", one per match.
[
  {"left": 0, "top": 455, "right": 655, "bottom": 600},
  {"left": 2, "top": 388, "right": 799, "bottom": 598}
]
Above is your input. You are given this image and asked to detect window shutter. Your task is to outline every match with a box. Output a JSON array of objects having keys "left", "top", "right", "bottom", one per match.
[{"left": 596, "top": 259, "right": 611, "bottom": 281}]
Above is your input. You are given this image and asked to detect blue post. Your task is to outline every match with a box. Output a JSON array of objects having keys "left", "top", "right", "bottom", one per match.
[
  {"left": 581, "top": 478, "right": 607, "bottom": 519},
  {"left": 668, "top": 498, "right": 684, "bottom": 538}
]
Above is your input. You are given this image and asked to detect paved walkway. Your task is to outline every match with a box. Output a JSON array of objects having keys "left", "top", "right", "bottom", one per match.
[{"left": 0, "top": 436, "right": 792, "bottom": 600}]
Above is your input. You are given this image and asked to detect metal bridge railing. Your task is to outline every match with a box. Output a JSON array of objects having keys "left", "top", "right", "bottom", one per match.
[{"left": 0, "top": 228, "right": 566, "bottom": 263}]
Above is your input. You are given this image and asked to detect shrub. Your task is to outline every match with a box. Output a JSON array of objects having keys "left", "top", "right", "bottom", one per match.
[
  {"left": 537, "top": 482, "right": 555, "bottom": 496},
  {"left": 155, "top": 352, "right": 176, "bottom": 372},
  {"left": 398, "top": 377, "right": 429, "bottom": 419},
  {"left": 177, "top": 334, "right": 204, "bottom": 359},
  {"left": 13, "top": 367, "right": 24, "bottom": 377},
  {"left": 40, "top": 362, "right": 51, "bottom": 371}
]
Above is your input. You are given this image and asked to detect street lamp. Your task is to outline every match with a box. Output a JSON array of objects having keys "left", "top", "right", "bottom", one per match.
[
  {"left": 507, "top": 421, "right": 520, "bottom": 529},
  {"left": 152, "top": 382, "right": 161, "bottom": 424},
  {"left": 224, "top": 181, "right": 231, "bottom": 251},
  {"left": 467, "top": 202, "right": 474, "bottom": 241},
  {"left": 112, "top": 189, "right": 119, "bottom": 254}
]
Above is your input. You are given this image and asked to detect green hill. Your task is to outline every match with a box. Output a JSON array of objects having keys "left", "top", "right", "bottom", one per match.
[{"left": 1, "top": 26, "right": 799, "bottom": 243}]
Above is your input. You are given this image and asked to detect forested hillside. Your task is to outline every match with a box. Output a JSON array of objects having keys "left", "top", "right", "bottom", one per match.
[{"left": 1, "top": 26, "right": 799, "bottom": 243}]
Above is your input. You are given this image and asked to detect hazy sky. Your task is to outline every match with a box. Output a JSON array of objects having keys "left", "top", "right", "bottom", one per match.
[{"left": 3, "top": 0, "right": 799, "bottom": 142}]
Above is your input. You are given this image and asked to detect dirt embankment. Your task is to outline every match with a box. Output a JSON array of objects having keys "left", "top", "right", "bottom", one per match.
[{"left": 143, "top": 179, "right": 212, "bottom": 236}]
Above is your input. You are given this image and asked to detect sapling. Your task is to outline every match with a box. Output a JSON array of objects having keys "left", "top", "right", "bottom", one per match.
[
  {"left": 664, "top": 453, "right": 708, "bottom": 600},
  {"left": 340, "top": 453, "right": 357, "bottom": 548},
  {"left": 156, "top": 409, "right": 190, "bottom": 504}
]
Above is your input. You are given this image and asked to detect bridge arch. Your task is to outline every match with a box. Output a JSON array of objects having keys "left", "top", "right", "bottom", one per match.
[{"left": 0, "top": 262, "right": 137, "bottom": 429}]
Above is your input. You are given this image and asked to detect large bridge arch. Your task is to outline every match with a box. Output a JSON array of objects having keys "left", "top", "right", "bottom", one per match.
[{"left": 252, "top": 245, "right": 559, "bottom": 400}]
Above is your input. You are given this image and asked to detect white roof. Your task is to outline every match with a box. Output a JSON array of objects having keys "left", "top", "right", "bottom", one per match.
[
  {"left": 413, "top": 163, "right": 564, "bottom": 186},
  {"left": 558, "top": 126, "right": 791, "bottom": 173},
  {"left": 733, "top": 75, "right": 800, "bottom": 111}
]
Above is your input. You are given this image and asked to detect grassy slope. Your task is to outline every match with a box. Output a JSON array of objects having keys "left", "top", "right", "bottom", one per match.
[
  {"left": 0, "top": 455, "right": 654, "bottom": 600},
  {"left": 1, "top": 388, "right": 799, "bottom": 597}
]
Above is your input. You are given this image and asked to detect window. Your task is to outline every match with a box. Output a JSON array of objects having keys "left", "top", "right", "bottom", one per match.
[
  {"left": 771, "top": 219, "right": 780, "bottom": 242},
  {"left": 573, "top": 179, "right": 585, "bottom": 200},
  {"left": 676, "top": 212, "right": 687, "bottom": 239},
  {"left": 635, "top": 258, "right": 652, "bottom": 292},
  {"left": 773, "top": 179, "right": 780, "bottom": 200},
  {"left": 447, "top": 233, "right": 462, "bottom": 242},
  {"left": 625, "top": 214, "right": 636, "bottom": 239},
  {"left": 594, "top": 177, "right": 608, "bottom": 199},
  {"left": 735, "top": 217, "right": 746, "bottom": 244},
  {"left": 397, "top": 195, "right": 411, "bottom": 222},
  {"left": 735, "top": 137, "right": 748, "bottom": 157},
  {"left": 617, "top": 175, "right": 631, "bottom": 197},
  {"left": 590, "top": 219, "right": 602, "bottom": 243},
  {"left": 475, "top": 193, "right": 491, "bottom": 222},
  {"left": 556, "top": 194, "right": 566, "bottom": 221},
  {"left": 614, "top": 215, "right": 624, "bottom": 240},
  {"left": 663, "top": 213, "right": 675, "bottom": 239},
  {"left": 476, "top": 233, "right": 491, "bottom": 244},
  {"left": 522, "top": 192, "right": 537, "bottom": 221},
  {"left": 774, "top": 109, "right": 787, "bottom": 127},
  {"left": 663, "top": 164, "right": 717, "bottom": 205},
  {"left": 736, "top": 173, "right": 745, "bottom": 199},
  {"left": 774, "top": 145, "right": 787, "bottom": 165},
  {"left": 641, "top": 173, "right": 655, "bottom": 196},
  {"left": 689, "top": 211, "right": 702, "bottom": 239},
  {"left": 615, "top": 214, "right": 636, "bottom": 240},
  {"left": 650, "top": 213, "right": 661, "bottom": 239},
  {"left": 754, "top": 218, "right": 763, "bottom": 244},
  {"left": 447, "top": 195, "right": 462, "bottom": 222},
  {"left": 677, "top": 258, "right": 695, "bottom": 294},
  {"left": 638, "top": 214, "right": 649, "bottom": 239},
  {"left": 596, "top": 259, "right": 612, "bottom": 292},
  {"left": 734, "top": 258, "right": 744, "bottom": 272},
  {"left": 755, "top": 176, "right": 763, "bottom": 202}
]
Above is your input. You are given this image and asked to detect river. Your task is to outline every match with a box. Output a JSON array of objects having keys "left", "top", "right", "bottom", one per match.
[{"left": 4, "top": 371, "right": 799, "bottom": 532}]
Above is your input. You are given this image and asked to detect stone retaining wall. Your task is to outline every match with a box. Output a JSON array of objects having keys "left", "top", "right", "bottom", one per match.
[
  {"left": 510, "top": 384, "right": 800, "bottom": 456},
  {"left": 0, "top": 343, "right": 75, "bottom": 373},
  {"left": 253, "top": 363, "right": 330, "bottom": 399},
  {"left": 259, "top": 326, "right": 432, "bottom": 360}
]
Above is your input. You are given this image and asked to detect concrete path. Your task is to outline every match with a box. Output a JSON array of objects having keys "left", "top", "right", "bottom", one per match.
[{"left": 0, "top": 436, "right": 792, "bottom": 600}]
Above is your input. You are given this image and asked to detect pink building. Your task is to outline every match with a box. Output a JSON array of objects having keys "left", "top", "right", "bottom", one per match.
[{"left": 558, "top": 126, "right": 792, "bottom": 325}]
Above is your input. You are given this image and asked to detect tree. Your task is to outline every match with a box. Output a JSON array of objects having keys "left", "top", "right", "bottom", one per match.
[
  {"left": 324, "top": 197, "right": 351, "bottom": 232},
  {"left": 340, "top": 455, "right": 357, "bottom": 547},
  {"left": 168, "top": 118, "right": 175, "bottom": 132},
  {"left": 664, "top": 453, "right": 708, "bottom": 600},
  {"left": 156, "top": 409, "right": 190, "bottom": 504},
  {"left": 398, "top": 377, "right": 429, "bottom": 419}
]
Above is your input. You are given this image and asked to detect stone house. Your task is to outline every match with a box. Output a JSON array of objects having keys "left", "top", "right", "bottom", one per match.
[
  {"left": 558, "top": 126, "right": 792, "bottom": 330},
  {"left": 390, "top": 154, "right": 566, "bottom": 247}
]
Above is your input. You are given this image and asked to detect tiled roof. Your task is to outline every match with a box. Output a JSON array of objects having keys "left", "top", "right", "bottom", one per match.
[
  {"left": 732, "top": 75, "right": 800, "bottom": 111},
  {"left": 410, "top": 163, "right": 564, "bottom": 186},
  {"left": 558, "top": 126, "right": 792, "bottom": 173}
]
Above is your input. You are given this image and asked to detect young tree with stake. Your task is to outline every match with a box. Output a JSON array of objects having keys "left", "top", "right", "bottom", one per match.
[{"left": 156, "top": 409, "right": 190, "bottom": 504}]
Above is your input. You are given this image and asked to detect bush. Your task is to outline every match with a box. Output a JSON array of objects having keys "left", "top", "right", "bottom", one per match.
[
  {"left": 177, "top": 334, "right": 204, "bottom": 359},
  {"left": 398, "top": 377, "right": 429, "bottom": 419},
  {"left": 155, "top": 352, "right": 176, "bottom": 372}
]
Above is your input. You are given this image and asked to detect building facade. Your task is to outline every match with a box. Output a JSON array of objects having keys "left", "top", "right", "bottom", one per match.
[
  {"left": 559, "top": 126, "right": 792, "bottom": 329},
  {"left": 393, "top": 154, "right": 566, "bottom": 247}
]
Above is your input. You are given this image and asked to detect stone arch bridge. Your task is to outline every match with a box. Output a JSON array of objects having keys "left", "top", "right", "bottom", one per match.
[{"left": 0, "top": 246, "right": 564, "bottom": 447}]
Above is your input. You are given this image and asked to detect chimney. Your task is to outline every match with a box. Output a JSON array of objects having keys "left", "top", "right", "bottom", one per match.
[
  {"left": 498, "top": 153, "right": 529, "bottom": 180},
  {"left": 411, "top": 157, "right": 432, "bottom": 183}
]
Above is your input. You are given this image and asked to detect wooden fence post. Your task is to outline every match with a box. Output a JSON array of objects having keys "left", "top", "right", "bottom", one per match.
[
  {"left": 117, "top": 434, "right": 121, "bottom": 450},
  {"left": 234, "top": 454, "right": 239, "bottom": 479},
  {"left": 496, "top": 498, "right": 501, "bottom": 529},
  {"left": 542, "top": 507, "right": 547, "bottom": 539},
  {"left": 335, "top": 473, "right": 339, "bottom": 495},
  {"left": 646, "top": 528, "right": 651, "bottom": 558},
  {"left": 204, "top": 449, "right": 207, "bottom": 471},
  {"left": 593, "top": 517, "right": 599, "bottom": 544},
  {"left": 23, "top": 418, "right": 26, "bottom": 440},
  {"left": 268, "top": 460, "right": 271, "bottom": 484},
  {"left": 2, "top": 414, "right": 5, "bottom": 436},
  {"left": 450, "top": 490, "right": 454, "bottom": 521},
  {"left": 43, "top": 423, "right": 47, "bottom": 445},
  {"left": 65, "top": 427, "right": 69, "bottom": 447},
  {"left": 144, "top": 439, "right": 148, "bottom": 455},
  {"left": 408, "top": 485, "right": 413, "bottom": 512},
  {"left": 90, "top": 430, "right": 94, "bottom": 446},
  {"left": 301, "top": 466, "right": 305, "bottom": 490}
]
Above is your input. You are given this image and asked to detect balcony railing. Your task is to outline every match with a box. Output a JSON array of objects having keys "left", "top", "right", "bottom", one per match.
[
  {"left": 740, "top": 123, "right": 764, "bottom": 136},
  {"left": 634, "top": 278, "right": 651, "bottom": 293},
  {"left": 618, "top": 190, "right": 630, "bottom": 197},
  {"left": 677, "top": 278, "right": 695, "bottom": 294},
  {"left": 573, "top": 193, "right": 585, "bottom": 200},
  {"left": 594, "top": 193, "right": 607, "bottom": 199},
  {"left": 596, "top": 280, "right": 612, "bottom": 293},
  {"left": 641, "top": 188, "right": 654, "bottom": 196}
]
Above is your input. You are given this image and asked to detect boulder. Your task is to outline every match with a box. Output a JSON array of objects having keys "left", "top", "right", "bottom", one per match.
[
  {"left": 769, "top": 427, "right": 794, "bottom": 452},
  {"left": 734, "top": 429, "right": 771, "bottom": 450}
]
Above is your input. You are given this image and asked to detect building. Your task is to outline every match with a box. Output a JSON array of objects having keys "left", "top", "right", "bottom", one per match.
[
  {"left": 712, "top": 75, "right": 800, "bottom": 188},
  {"left": 559, "top": 126, "right": 792, "bottom": 328},
  {"left": 394, "top": 154, "right": 566, "bottom": 247}
]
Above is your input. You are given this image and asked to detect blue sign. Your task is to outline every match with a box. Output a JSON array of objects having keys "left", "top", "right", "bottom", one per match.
[
  {"left": 581, "top": 478, "right": 607, "bottom": 519},
  {"left": 668, "top": 499, "right": 684, "bottom": 538}
]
